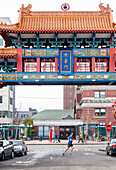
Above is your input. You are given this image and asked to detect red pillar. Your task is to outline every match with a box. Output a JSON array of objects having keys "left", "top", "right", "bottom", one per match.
[
  {"left": 74, "top": 57, "right": 77, "bottom": 72},
  {"left": 17, "top": 48, "right": 22, "bottom": 72},
  {"left": 49, "top": 127, "right": 53, "bottom": 142},
  {"left": 37, "top": 58, "right": 40, "bottom": 72},
  {"left": 92, "top": 57, "right": 95, "bottom": 72},
  {"left": 55, "top": 57, "right": 58, "bottom": 72},
  {"left": 110, "top": 48, "right": 115, "bottom": 72}
]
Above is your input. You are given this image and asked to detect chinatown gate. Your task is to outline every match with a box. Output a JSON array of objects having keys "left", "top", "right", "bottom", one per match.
[
  {"left": 0, "top": 3, "right": 116, "bottom": 85},
  {"left": 0, "top": 3, "right": 116, "bottom": 139}
]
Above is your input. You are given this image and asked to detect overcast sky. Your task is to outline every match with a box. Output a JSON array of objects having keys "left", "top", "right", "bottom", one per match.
[{"left": 0, "top": 0, "right": 116, "bottom": 111}]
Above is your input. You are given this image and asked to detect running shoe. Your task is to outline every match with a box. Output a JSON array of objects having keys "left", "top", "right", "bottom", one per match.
[
  {"left": 69, "top": 153, "right": 72, "bottom": 156},
  {"left": 62, "top": 153, "right": 65, "bottom": 157}
]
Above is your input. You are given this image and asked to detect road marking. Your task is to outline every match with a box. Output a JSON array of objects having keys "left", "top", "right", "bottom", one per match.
[
  {"left": 84, "top": 153, "right": 95, "bottom": 156},
  {"left": 84, "top": 149, "right": 91, "bottom": 151},
  {"left": 15, "top": 161, "right": 32, "bottom": 164}
]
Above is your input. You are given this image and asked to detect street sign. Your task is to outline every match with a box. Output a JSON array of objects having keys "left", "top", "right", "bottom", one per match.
[{"left": 106, "top": 125, "right": 112, "bottom": 132}]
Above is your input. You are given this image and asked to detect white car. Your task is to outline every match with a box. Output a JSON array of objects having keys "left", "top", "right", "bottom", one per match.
[
  {"left": 0, "top": 140, "right": 14, "bottom": 161},
  {"left": 11, "top": 140, "right": 27, "bottom": 156}
]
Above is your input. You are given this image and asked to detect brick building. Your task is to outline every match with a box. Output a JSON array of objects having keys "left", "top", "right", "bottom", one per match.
[
  {"left": 63, "top": 86, "right": 75, "bottom": 109},
  {"left": 76, "top": 85, "right": 116, "bottom": 138}
]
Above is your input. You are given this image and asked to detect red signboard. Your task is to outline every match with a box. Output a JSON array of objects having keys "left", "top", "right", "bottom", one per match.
[{"left": 106, "top": 125, "right": 112, "bottom": 132}]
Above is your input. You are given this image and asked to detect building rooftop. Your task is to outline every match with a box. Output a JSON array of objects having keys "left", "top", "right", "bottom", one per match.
[
  {"left": 32, "top": 109, "right": 74, "bottom": 120},
  {"left": 0, "top": 3, "right": 115, "bottom": 33}
]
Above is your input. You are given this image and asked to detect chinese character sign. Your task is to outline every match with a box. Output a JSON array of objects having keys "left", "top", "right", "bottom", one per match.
[{"left": 60, "top": 50, "right": 72, "bottom": 74}]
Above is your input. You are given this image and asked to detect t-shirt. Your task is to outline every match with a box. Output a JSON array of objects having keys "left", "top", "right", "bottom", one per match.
[
  {"left": 68, "top": 135, "right": 73, "bottom": 145},
  {"left": 80, "top": 134, "right": 82, "bottom": 138}
]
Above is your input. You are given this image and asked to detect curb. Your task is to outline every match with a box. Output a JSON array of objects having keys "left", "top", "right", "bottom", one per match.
[
  {"left": 26, "top": 143, "right": 107, "bottom": 145},
  {"left": 98, "top": 149, "right": 106, "bottom": 152}
]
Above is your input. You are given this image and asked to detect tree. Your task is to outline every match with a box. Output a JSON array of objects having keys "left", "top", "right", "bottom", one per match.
[
  {"left": 23, "top": 118, "right": 33, "bottom": 127},
  {"left": 13, "top": 112, "right": 22, "bottom": 140},
  {"left": 23, "top": 118, "right": 34, "bottom": 139}
]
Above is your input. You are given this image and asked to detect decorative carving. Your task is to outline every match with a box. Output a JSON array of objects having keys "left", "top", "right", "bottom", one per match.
[
  {"left": 61, "top": 3, "right": 70, "bottom": 11},
  {"left": 18, "top": 4, "right": 32, "bottom": 15},
  {"left": 99, "top": 3, "right": 113, "bottom": 15}
]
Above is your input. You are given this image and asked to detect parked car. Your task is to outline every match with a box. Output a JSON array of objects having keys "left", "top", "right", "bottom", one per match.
[
  {"left": 106, "top": 139, "right": 116, "bottom": 156},
  {"left": 11, "top": 140, "right": 27, "bottom": 156},
  {"left": 0, "top": 140, "right": 14, "bottom": 161}
]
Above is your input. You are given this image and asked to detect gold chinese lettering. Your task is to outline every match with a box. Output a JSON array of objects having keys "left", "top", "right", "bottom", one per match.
[
  {"left": 64, "top": 59, "right": 68, "bottom": 64},
  {"left": 64, "top": 53, "right": 68, "bottom": 57},
  {"left": 64, "top": 65, "right": 68, "bottom": 70}
]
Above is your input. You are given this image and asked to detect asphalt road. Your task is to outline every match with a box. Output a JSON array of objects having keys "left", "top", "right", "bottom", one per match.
[{"left": 0, "top": 145, "right": 116, "bottom": 170}]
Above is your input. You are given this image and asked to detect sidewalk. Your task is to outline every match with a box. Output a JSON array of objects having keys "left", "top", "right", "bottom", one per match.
[{"left": 25, "top": 139, "right": 108, "bottom": 145}]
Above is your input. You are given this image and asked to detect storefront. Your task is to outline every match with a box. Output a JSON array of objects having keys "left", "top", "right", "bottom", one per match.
[{"left": 33, "top": 119, "right": 83, "bottom": 140}]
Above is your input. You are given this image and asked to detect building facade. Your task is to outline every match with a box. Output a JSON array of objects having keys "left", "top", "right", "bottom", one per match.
[
  {"left": 76, "top": 85, "right": 116, "bottom": 138},
  {"left": 15, "top": 107, "right": 38, "bottom": 120},
  {"left": 0, "top": 86, "right": 15, "bottom": 118},
  {"left": 63, "top": 85, "right": 75, "bottom": 109}
]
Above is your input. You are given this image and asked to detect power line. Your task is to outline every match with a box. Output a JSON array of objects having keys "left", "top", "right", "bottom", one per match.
[{"left": 16, "top": 96, "right": 74, "bottom": 100}]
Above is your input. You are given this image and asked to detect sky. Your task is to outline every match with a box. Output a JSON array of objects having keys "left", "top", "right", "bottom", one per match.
[{"left": 0, "top": 0, "right": 116, "bottom": 111}]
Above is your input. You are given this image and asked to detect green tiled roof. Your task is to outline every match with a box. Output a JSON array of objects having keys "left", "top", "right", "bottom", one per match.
[{"left": 32, "top": 109, "right": 74, "bottom": 120}]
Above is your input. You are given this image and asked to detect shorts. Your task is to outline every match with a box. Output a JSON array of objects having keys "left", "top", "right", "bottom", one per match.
[{"left": 67, "top": 144, "right": 73, "bottom": 148}]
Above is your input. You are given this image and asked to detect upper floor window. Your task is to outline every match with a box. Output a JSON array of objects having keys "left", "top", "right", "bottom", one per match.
[
  {"left": 10, "top": 97, "right": 13, "bottom": 105},
  {"left": 0, "top": 96, "right": 2, "bottom": 103},
  {"left": 95, "top": 108, "right": 106, "bottom": 117},
  {"left": 10, "top": 86, "right": 13, "bottom": 91},
  {"left": 94, "top": 91, "right": 105, "bottom": 98}
]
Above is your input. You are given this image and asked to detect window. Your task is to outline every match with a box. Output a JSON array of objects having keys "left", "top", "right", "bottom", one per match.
[
  {"left": 10, "top": 86, "right": 13, "bottom": 91},
  {"left": 0, "top": 96, "right": 2, "bottom": 103},
  {"left": 38, "top": 126, "right": 43, "bottom": 136},
  {"left": 95, "top": 108, "right": 106, "bottom": 117},
  {"left": 94, "top": 91, "right": 105, "bottom": 98},
  {"left": 10, "top": 97, "right": 13, "bottom": 105},
  {"left": 44, "top": 126, "right": 49, "bottom": 137}
]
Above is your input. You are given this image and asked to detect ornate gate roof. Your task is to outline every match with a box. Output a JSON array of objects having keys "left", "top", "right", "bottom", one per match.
[{"left": 0, "top": 3, "right": 116, "bottom": 33}]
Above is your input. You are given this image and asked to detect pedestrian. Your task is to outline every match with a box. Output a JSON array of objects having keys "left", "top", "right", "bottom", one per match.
[
  {"left": 0, "top": 134, "right": 2, "bottom": 140},
  {"left": 62, "top": 132, "right": 74, "bottom": 156},
  {"left": 92, "top": 133, "right": 95, "bottom": 141},
  {"left": 53, "top": 133, "right": 58, "bottom": 143},
  {"left": 78, "top": 133, "right": 84, "bottom": 143},
  {"left": 39, "top": 134, "right": 42, "bottom": 141}
]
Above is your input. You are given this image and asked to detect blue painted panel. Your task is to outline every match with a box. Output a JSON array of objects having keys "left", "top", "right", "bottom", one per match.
[{"left": 59, "top": 49, "right": 73, "bottom": 75}]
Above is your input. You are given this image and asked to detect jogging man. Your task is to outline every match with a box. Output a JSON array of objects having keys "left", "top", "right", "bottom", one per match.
[{"left": 63, "top": 132, "right": 74, "bottom": 156}]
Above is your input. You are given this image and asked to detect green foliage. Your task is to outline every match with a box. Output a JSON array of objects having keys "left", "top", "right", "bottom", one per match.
[
  {"left": 30, "top": 128, "right": 35, "bottom": 136},
  {"left": 23, "top": 118, "right": 33, "bottom": 127}
]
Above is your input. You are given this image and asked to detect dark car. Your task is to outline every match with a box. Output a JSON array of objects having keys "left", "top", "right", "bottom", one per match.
[
  {"left": 106, "top": 139, "right": 116, "bottom": 156},
  {"left": 0, "top": 140, "right": 14, "bottom": 161},
  {"left": 11, "top": 140, "right": 27, "bottom": 156}
]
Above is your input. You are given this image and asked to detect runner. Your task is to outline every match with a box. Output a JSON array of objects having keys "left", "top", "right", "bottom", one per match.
[{"left": 62, "top": 132, "right": 74, "bottom": 156}]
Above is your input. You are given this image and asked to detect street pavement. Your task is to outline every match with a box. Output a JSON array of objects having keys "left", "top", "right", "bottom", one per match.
[
  {"left": 0, "top": 144, "right": 116, "bottom": 170},
  {"left": 25, "top": 139, "right": 108, "bottom": 145}
]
